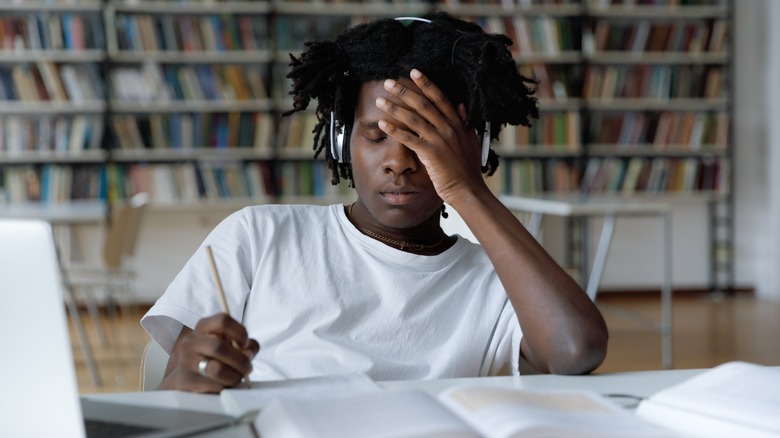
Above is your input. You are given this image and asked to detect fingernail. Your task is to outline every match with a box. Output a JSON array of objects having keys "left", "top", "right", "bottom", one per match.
[
  {"left": 376, "top": 97, "right": 386, "bottom": 107},
  {"left": 410, "top": 69, "right": 422, "bottom": 79},
  {"left": 384, "top": 79, "right": 395, "bottom": 89},
  {"left": 378, "top": 120, "right": 389, "bottom": 130}
]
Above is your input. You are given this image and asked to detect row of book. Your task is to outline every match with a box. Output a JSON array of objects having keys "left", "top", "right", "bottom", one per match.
[
  {"left": 589, "top": 19, "right": 728, "bottom": 53},
  {"left": 105, "top": 160, "right": 352, "bottom": 204},
  {"left": 107, "top": 162, "right": 260, "bottom": 204},
  {"left": 489, "top": 158, "right": 580, "bottom": 196},
  {"left": 0, "top": 114, "right": 104, "bottom": 153},
  {"left": 476, "top": 16, "right": 579, "bottom": 56},
  {"left": 274, "top": 16, "right": 353, "bottom": 51},
  {"left": 109, "top": 63, "right": 269, "bottom": 103},
  {"left": 583, "top": 64, "right": 725, "bottom": 100},
  {"left": 277, "top": 112, "right": 319, "bottom": 151},
  {"left": 488, "top": 154, "right": 728, "bottom": 197},
  {"left": 113, "top": 13, "right": 270, "bottom": 52},
  {"left": 0, "top": 155, "right": 726, "bottom": 204},
  {"left": 0, "top": 13, "right": 103, "bottom": 51},
  {"left": 505, "top": 111, "right": 581, "bottom": 150},
  {"left": 588, "top": 110, "right": 728, "bottom": 148},
  {"left": 580, "top": 155, "right": 728, "bottom": 194},
  {"left": 0, "top": 163, "right": 104, "bottom": 204},
  {"left": 0, "top": 63, "right": 103, "bottom": 102},
  {"left": 110, "top": 112, "right": 274, "bottom": 150}
]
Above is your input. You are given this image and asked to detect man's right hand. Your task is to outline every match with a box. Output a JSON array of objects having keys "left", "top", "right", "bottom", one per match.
[{"left": 158, "top": 313, "right": 260, "bottom": 393}]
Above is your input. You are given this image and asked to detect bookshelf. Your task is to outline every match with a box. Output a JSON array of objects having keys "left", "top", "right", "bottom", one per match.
[
  {"left": 0, "top": 0, "right": 107, "bottom": 207},
  {"left": 579, "top": 0, "right": 734, "bottom": 292},
  {"left": 0, "top": 0, "right": 734, "bottom": 291},
  {"left": 103, "top": 0, "right": 278, "bottom": 208}
]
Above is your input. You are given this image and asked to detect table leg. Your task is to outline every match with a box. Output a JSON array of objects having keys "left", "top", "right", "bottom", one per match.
[
  {"left": 528, "top": 212, "right": 543, "bottom": 239},
  {"left": 62, "top": 282, "right": 103, "bottom": 386},
  {"left": 662, "top": 212, "right": 674, "bottom": 369},
  {"left": 586, "top": 214, "right": 616, "bottom": 301},
  {"left": 55, "top": 243, "right": 102, "bottom": 386}
]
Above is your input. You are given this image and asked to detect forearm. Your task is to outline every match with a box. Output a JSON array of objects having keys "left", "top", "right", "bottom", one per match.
[{"left": 449, "top": 187, "right": 608, "bottom": 374}]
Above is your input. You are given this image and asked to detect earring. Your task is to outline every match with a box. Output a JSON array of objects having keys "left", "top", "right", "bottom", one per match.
[
  {"left": 481, "top": 121, "right": 491, "bottom": 167},
  {"left": 441, "top": 204, "right": 449, "bottom": 219}
]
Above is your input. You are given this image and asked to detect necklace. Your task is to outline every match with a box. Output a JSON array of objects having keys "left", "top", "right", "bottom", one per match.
[{"left": 346, "top": 204, "right": 448, "bottom": 252}]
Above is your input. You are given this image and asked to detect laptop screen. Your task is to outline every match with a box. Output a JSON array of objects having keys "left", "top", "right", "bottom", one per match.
[{"left": 0, "top": 219, "right": 86, "bottom": 437}]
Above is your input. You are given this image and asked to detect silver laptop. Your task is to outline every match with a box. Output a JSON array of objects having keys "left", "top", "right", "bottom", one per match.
[{"left": 0, "top": 219, "right": 236, "bottom": 437}]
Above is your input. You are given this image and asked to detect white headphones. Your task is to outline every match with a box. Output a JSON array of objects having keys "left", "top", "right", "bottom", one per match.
[
  {"left": 481, "top": 122, "right": 491, "bottom": 167},
  {"left": 330, "top": 111, "right": 349, "bottom": 163}
]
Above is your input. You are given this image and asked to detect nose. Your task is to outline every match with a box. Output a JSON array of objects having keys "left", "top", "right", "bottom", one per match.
[{"left": 382, "top": 139, "right": 419, "bottom": 175}]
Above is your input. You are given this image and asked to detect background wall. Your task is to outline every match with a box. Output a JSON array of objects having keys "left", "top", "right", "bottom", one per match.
[{"left": 72, "top": 1, "right": 779, "bottom": 303}]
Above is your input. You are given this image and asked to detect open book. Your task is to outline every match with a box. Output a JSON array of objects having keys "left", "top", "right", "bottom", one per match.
[
  {"left": 635, "top": 361, "right": 780, "bottom": 438},
  {"left": 252, "top": 385, "right": 670, "bottom": 438}
]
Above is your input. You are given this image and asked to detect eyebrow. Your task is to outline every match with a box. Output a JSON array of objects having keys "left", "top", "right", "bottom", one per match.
[{"left": 359, "top": 121, "right": 381, "bottom": 129}]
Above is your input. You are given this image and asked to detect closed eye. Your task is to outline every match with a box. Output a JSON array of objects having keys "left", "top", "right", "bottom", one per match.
[{"left": 363, "top": 136, "right": 386, "bottom": 144}]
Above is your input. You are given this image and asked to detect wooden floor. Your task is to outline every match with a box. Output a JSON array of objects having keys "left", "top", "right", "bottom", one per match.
[{"left": 71, "top": 292, "right": 780, "bottom": 394}]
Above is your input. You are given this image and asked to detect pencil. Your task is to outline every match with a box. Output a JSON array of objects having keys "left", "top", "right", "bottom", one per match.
[{"left": 205, "top": 245, "right": 251, "bottom": 388}]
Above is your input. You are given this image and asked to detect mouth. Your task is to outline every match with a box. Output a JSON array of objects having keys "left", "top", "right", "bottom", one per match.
[{"left": 380, "top": 190, "right": 419, "bottom": 205}]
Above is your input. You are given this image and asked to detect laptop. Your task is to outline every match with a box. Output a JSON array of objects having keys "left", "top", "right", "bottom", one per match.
[{"left": 0, "top": 219, "right": 237, "bottom": 437}]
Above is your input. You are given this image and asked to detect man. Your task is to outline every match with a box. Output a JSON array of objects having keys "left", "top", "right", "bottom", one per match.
[{"left": 142, "top": 12, "right": 607, "bottom": 393}]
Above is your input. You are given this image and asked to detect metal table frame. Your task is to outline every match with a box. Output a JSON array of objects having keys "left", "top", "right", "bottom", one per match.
[{"left": 500, "top": 194, "right": 674, "bottom": 369}]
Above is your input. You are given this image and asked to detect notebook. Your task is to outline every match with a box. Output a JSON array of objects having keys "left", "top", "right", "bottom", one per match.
[{"left": 0, "top": 219, "right": 236, "bottom": 437}]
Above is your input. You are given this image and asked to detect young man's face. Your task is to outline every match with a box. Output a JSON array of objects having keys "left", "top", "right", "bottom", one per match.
[{"left": 348, "top": 79, "right": 443, "bottom": 230}]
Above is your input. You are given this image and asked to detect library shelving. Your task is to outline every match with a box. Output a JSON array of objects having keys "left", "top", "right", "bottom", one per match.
[
  {"left": 0, "top": 0, "right": 734, "bottom": 290},
  {"left": 0, "top": 0, "right": 107, "bottom": 207},
  {"left": 103, "top": 0, "right": 279, "bottom": 208},
  {"left": 581, "top": 0, "right": 734, "bottom": 292}
]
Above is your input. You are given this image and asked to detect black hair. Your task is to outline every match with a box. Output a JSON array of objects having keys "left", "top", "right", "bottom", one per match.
[{"left": 285, "top": 11, "right": 539, "bottom": 186}]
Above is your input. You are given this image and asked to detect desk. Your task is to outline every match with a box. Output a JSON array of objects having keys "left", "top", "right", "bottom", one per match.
[
  {"left": 0, "top": 200, "right": 107, "bottom": 222},
  {"left": 1, "top": 201, "right": 107, "bottom": 386},
  {"left": 500, "top": 194, "right": 673, "bottom": 369},
  {"left": 83, "top": 368, "right": 705, "bottom": 437}
]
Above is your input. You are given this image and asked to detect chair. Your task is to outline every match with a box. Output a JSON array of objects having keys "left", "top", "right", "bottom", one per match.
[
  {"left": 62, "top": 193, "right": 150, "bottom": 382},
  {"left": 140, "top": 339, "right": 169, "bottom": 391}
]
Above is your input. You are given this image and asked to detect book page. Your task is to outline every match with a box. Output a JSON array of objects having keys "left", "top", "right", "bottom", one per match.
[
  {"left": 254, "top": 389, "right": 478, "bottom": 438},
  {"left": 438, "top": 386, "right": 670, "bottom": 438},
  {"left": 639, "top": 361, "right": 780, "bottom": 433},
  {"left": 219, "top": 373, "right": 380, "bottom": 416}
]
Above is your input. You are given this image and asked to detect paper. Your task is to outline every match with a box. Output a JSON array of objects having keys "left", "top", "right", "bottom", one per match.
[{"left": 219, "top": 372, "right": 380, "bottom": 416}]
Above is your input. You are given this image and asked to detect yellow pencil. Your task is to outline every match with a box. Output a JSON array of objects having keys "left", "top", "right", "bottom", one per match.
[{"left": 205, "top": 245, "right": 251, "bottom": 388}]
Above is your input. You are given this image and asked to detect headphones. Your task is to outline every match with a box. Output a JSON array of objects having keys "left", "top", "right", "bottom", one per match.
[
  {"left": 330, "top": 111, "right": 351, "bottom": 164},
  {"left": 330, "top": 111, "right": 491, "bottom": 166}
]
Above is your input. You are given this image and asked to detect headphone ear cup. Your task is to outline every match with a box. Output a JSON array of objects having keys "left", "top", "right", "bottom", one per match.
[
  {"left": 341, "top": 127, "right": 352, "bottom": 164},
  {"left": 481, "top": 121, "right": 491, "bottom": 167},
  {"left": 330, "top": 112, "right": 342, "bottom": 163}
]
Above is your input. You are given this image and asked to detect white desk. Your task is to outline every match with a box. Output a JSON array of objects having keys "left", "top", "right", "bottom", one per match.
[
  {"left": 0, "top": 200, "right": 107, "bottom": 223},
  {"left": 84, "top": 368, "right": 705, "bottom": 437},
  {"left": 500, "top": 194, "right": 673, "bottom": 369}
]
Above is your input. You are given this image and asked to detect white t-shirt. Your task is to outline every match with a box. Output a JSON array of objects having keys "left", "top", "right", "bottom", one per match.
[{"left": 142, "top": 204, "right": 522, "bottom": 381}]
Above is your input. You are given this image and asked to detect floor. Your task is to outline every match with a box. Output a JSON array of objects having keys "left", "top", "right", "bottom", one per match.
[{"left": 71, "top": 292, "right": 780, "bottom": 394}]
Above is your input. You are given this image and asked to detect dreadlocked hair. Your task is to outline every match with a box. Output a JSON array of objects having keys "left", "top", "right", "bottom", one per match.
[{"left": 285, "top": 11, "right": 539, "bottom": 186}]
